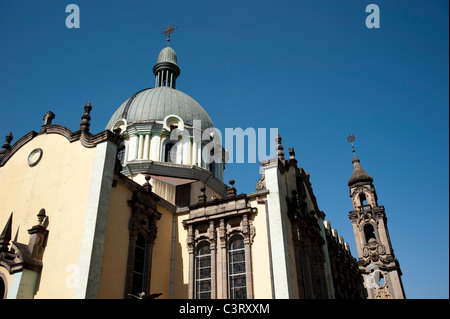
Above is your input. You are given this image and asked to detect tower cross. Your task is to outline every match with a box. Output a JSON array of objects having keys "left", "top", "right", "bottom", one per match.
[{"left": 347, "top": 134, "right": 356, "bottom": 154}]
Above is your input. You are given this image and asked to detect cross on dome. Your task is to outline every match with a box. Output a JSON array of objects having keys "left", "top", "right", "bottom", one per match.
[{"left": 162, "top": 24, "right": 177, "bottom": 46}]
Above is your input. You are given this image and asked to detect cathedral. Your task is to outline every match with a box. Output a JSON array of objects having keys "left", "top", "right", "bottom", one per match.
[{"left": 0, "top": 33, "right": 405, "bottom": 299}]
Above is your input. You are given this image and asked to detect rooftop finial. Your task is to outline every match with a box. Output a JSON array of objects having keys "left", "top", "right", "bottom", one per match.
[
  {"left": 198, "top": 186, "right": 207, "bottom": 204},
  {"left": 162, "top": 24, "right": 177, "bottom": 47},
  {"left": 0, "top": 132, "right": 13, "bottom": 155},
  {"left": 143, "top": 174, "right": 152, "bottom": 193},
  {"left": 347, "top": 134, "right": 360, "bottom": 163},
  {"left": 288, "top": 147, "right": 295, "bottom": 160},
  {"left": 226, "top": 179, "right": 237, "bottom": 197},
  {"left": 37, "top": 208, "right": 47, "bottom": 225},
  {"left": 276, "top": 134, "right": 285, "bottom": 161},
  {"left": 79, "top": 102, "right": 92, "bottom": 132},
  {"left": 347, "top": 134, "right": 357, "bottom": 155}
]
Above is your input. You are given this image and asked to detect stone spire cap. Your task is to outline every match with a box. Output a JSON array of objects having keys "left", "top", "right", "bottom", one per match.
[{"left": 348, "top": 152, "right": 373, "bottom": 187}]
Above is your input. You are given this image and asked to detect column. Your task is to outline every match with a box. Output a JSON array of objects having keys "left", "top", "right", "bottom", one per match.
[
  {"left": 377, "top": 217, "right": 393, "bottom": 255},
  {"left": 187, "top": 225, "right": 194, "bottom": 299},
  {"left": 219, "top": 219, "right": 227, "bottom": 298},
  {"left": 149, "top": 133, "right": 161, "bottom": 161},
  {"left": 192, "top": 140, "right": 198, "bottom": 166},
  {"left": 137, "top": 135, "right": 144, "bottom": 159},
  {"left": 127, "top": 135, "right": 138, "bottom": 161},
  {"left": 243, "top": 214, "right": 254, "bottom": 299},
  {"left": 264, "top": 164, "right": 293, "bottom": 298},
  {"left": 199, "top": 144, "right": 204, "bottom": 169},
  {"left": 182, "top": 138, "right": 191, "bottom": 165},
  {"left": 143, "top": 134, "right": 150, "bottom": 160},
  {"left": 175, "top": 140, "right": 183, "bottom": 165},
  {"left": 209, "top": 220, "right": 216, "bottom": 299}
]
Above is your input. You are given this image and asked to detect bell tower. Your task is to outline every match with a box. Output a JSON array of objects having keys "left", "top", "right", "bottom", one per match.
[{"left": 346, "top": 135, "right": 405, "bottom": 299}]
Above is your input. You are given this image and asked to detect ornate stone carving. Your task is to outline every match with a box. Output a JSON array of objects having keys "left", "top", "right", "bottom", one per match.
[
  {"left": 0, "top": 210, "right": 49, "bottom": 274},
  {"left": 255, "top": 173, "right": 265, "bottom": 190},
  {"left": 361, "top": 240, "right": 386, "bottom": 265},
  {"left": 375, "top": 285, "right": 392, "bottom": 299}
]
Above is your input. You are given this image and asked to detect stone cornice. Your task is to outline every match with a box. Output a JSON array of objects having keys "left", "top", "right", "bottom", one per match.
[
  {"left": 122, "top": 160, "right": 228, "bottom": 197},
  {"left": 183, "top": 195, "right": 256, "bottom": 227},
  {"left": 0, "top": 131, "right": 38, "bottom": 167}
]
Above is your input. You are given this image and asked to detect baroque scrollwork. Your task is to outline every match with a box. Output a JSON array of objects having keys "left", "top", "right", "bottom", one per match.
[{"left": 361, "top": 240, "right": 387, "bottom": 266}]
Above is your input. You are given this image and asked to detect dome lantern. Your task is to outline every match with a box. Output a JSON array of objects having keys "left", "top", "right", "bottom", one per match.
[{"left": 153, "top": 25, "right": 180, "bottom": 89}]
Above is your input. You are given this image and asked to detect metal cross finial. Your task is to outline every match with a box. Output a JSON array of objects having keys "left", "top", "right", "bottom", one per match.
[
  {"left": 163, "top": 24, "right": 177, "bottom": 46},
  {"left": 347, "top": 134, "right": 356, "bottom": 153}
]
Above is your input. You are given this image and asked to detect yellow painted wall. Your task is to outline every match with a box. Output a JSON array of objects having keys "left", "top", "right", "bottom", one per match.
[
  {"left": 0, "top": 133, "right": 96, "bottom": 299},
  {"left": 0, "top": 132, "right": 281, "bottom": 300},
  {"left": 248, "top": 196, "right": 273, "bottom": 299},
  {"left": 173, "top": 211, "right": 190, "bottom": 298},
  {"left": 97, "top": 183, "right": 132, "bottom": 298},
  {"left": 149, "top": 204, "right": 175, "bottom": 298}
]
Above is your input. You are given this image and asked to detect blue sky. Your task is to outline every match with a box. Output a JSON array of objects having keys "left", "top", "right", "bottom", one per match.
[{"left": 0, "top": 0, "right": 448, "bottom": 299}]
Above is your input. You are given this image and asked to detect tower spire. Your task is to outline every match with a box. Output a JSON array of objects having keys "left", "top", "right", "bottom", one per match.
[
  {"left": 347, "top": 134, "right": 373, "bottom": 186},
  {"left": 346, "top": 136, "right": 405, "bottom": 299},
  {"left": 0, "top": 212, "right": 13, "bottom": 252}
]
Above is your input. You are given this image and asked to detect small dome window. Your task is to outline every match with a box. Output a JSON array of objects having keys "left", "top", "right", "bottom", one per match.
[
  {"left": 163, "top": 114, "right": 184, "bottom": 132},
  {"left": 112, "top": 119, "right": 127, "bottom": 135}
]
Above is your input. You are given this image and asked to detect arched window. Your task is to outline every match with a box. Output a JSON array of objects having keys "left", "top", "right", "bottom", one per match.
[
  {"left": 195, "top": 242, "right": 212, "bottom": 299},
  {"left": 209, "top": 161, "right": 216, "bottom": 174},
  {"left": 117, "top": 142, "right": 126, "bottom": 164},
  {"left": 359, "top": 193, "right": 367, "bottom": 206},
  {"left": 364, "top": 224, "right": 376, "bottom": 243},
  {"left": 208, "top": 148, "right": 215, "bottom": 172},
  {"left": 378, "top": 275, "right": 385, "bottom": 287},
  {"left": 131, "top": 233, "right": 146, "bottom": 296},
  {"left": 228, "top": 235, "right": 247, "bottom": 299},
  {"left": 164, "top": 143, "right": 175, "bottom": 162},
  {"left": 372, "top": 269, "right": 386, "bottom": 287}
]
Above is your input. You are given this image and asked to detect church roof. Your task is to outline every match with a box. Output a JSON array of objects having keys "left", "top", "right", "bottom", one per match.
[{"left": 106, "top": 86, "right": 214, "bottom": 130}]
